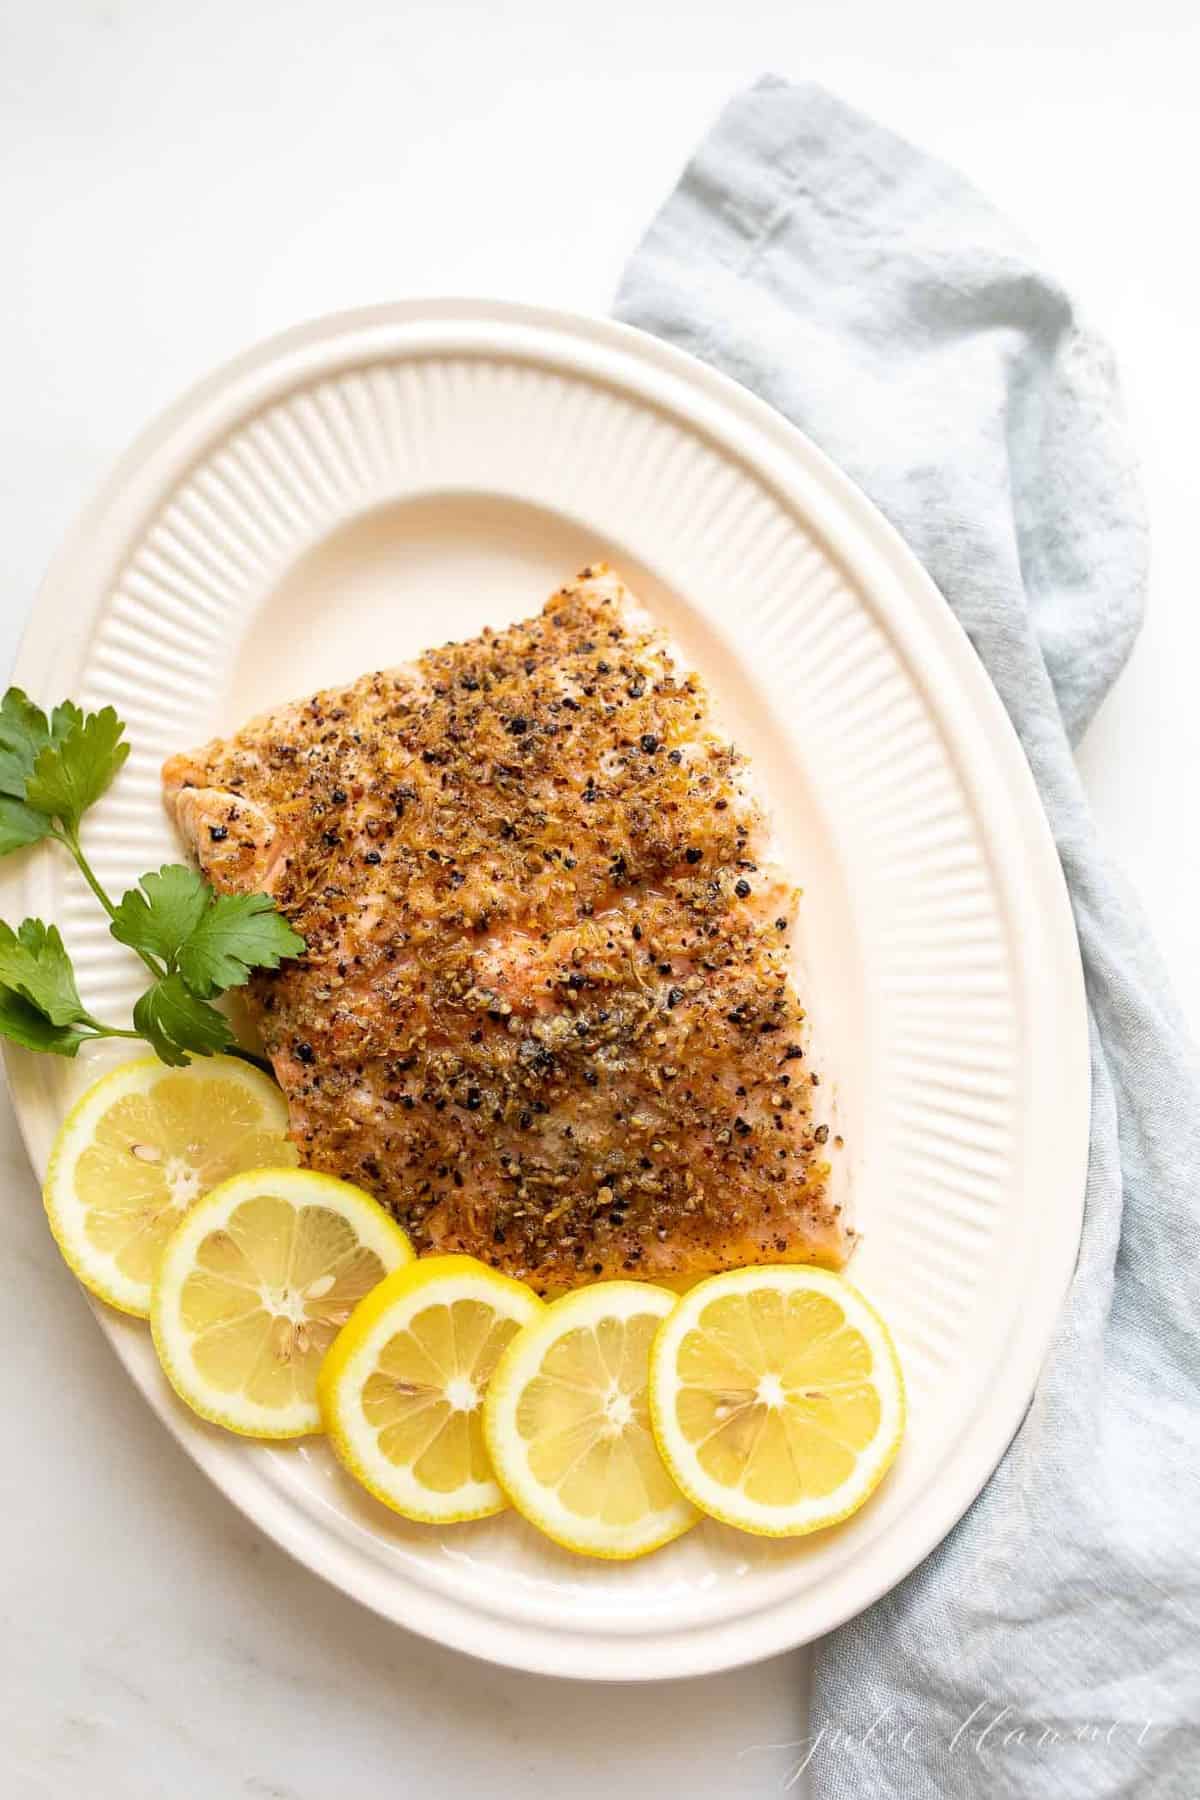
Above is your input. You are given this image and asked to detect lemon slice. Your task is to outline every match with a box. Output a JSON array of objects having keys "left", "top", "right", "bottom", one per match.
[
  {"left": 43, "top": 1055, "right": 297, "bottom": 1317},
  {"left": 484, "top": 1282, "right": 698, "bottom": 1560},
  {"left": 649, "top": 1266, "right": 905, "bottom": 1536},
  {"left": 152, "top": 1167, "right": 412, "bottom": 1437},
  {"left": 319, "top": 1255, "right": 543, "bottom": 1523}
]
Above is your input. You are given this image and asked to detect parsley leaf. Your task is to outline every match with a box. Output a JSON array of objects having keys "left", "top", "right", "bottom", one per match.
[
  {"left": 133, "top": 975, "right": 235, "bottom": 1067},
  {"left": 25, "top": 705, "right": 129, "bottom": 835},
  {"left": 110, "top": 864, "right": 211, "bottom": 965},
  {"left": 0, "top": 689, "right": 51, "bottom": 796},
  {"left": 0, "top": 919, "right": 93, "bottom": 1058},
  {"left": 49, "top": 701, "right": 83, "bottom": 742},
  {"left": 176, "top": 891, "right": 305, "bottom": 997},
  {"left": 0, "top": 690, "right": 82, "bottom": 799},
  {"left": 0, "top": 690, "right": 66, "bottom": 855},
  {"left": 0, "top": 985, "right": 87, "bottom": 1056},
  {"left": 0, "top": 796, "right": 55, "bottom": 856},
  {"left": 111, "top": 866, "right": 305, "bottom": 997},
  {"left": 0, "top": 919, "right": 89, "bottom": 1026}
]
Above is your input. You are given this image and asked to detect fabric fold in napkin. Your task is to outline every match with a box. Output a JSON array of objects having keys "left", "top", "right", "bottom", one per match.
[{"left": 617, "top": 77, "right": 1197, "bottom": 1800}]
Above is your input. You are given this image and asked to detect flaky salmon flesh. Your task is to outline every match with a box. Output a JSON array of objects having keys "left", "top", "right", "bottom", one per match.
[{"left": 163, "top": 566, "right": 848, "bottom": 1291}]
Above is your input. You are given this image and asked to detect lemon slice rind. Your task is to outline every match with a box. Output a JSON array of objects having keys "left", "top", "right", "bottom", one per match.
[
  {"left": 152, "top": 1166, "right": 412, "bottom": 1439},
  {"left": 43, "top": 1055, "right": 295, "bottom": 1318},
  {"left": 484, "top": 1281, "right": 699, "bottom": 1561},
  {"left": 649, "top": 1265, "right": 905, "bottom": 1538},
  {"left": 320, "top": 1255, "right": 544, "bottom": 1524}
]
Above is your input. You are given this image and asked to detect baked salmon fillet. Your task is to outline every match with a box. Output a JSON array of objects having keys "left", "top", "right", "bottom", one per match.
[{"left": 163, "top": 566, "right": 848, "bottom": 1290}]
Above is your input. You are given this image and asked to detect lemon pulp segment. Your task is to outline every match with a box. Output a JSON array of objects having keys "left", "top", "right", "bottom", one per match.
[
  {"left": 650, "top": 1266, "right": 905, "bottom": 1536},
  {"left": 320, "top": 1255, "right": 544, "bottom": 1522},
  {"left": 484, "top": 1281, "right": 698, "bottom": 1559},
  {"left": 43, "top": 1056, "right": 296, "bottom": 1316},
  {"left": 152, "top": 1167, "right": 412, "bottom": 1437}
]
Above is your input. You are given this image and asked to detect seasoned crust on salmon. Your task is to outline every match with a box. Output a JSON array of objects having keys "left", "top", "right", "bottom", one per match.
[{"left": 163, "top": 566, "right": 848, "bottom": 1290}]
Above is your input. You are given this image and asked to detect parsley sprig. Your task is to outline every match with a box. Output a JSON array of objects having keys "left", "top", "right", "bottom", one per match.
[{"left": 0, "top": 689, "right": 304, "bottom": 1068}]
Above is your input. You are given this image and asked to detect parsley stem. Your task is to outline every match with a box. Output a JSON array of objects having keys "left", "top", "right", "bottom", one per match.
[
  {"left": 55, "top": 829, "right": 115, "bottom": 918},
  {"left": 80, "top": 1017, "right": 271, "bottom": 1068},
  {"left": 77, "top": 1009, "right": 141, "bottom": 1041},
  {"left": 56, "top": 828, "right": 166, "bottom": 981}
]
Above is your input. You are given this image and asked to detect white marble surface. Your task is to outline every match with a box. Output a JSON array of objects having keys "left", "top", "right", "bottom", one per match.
[{"left": 2, "top": 3, "right": 1197, "bottom": 1795}]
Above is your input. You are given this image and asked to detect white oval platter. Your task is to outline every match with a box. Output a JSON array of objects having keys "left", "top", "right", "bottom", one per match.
[{"left": 0, "top": 300, "right": 1088, "bottom": 1680}]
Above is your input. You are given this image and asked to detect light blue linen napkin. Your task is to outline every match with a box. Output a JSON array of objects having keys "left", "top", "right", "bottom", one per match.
[{"left": 617, "top": 78, "right": 1198, "bottom": 1800}]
